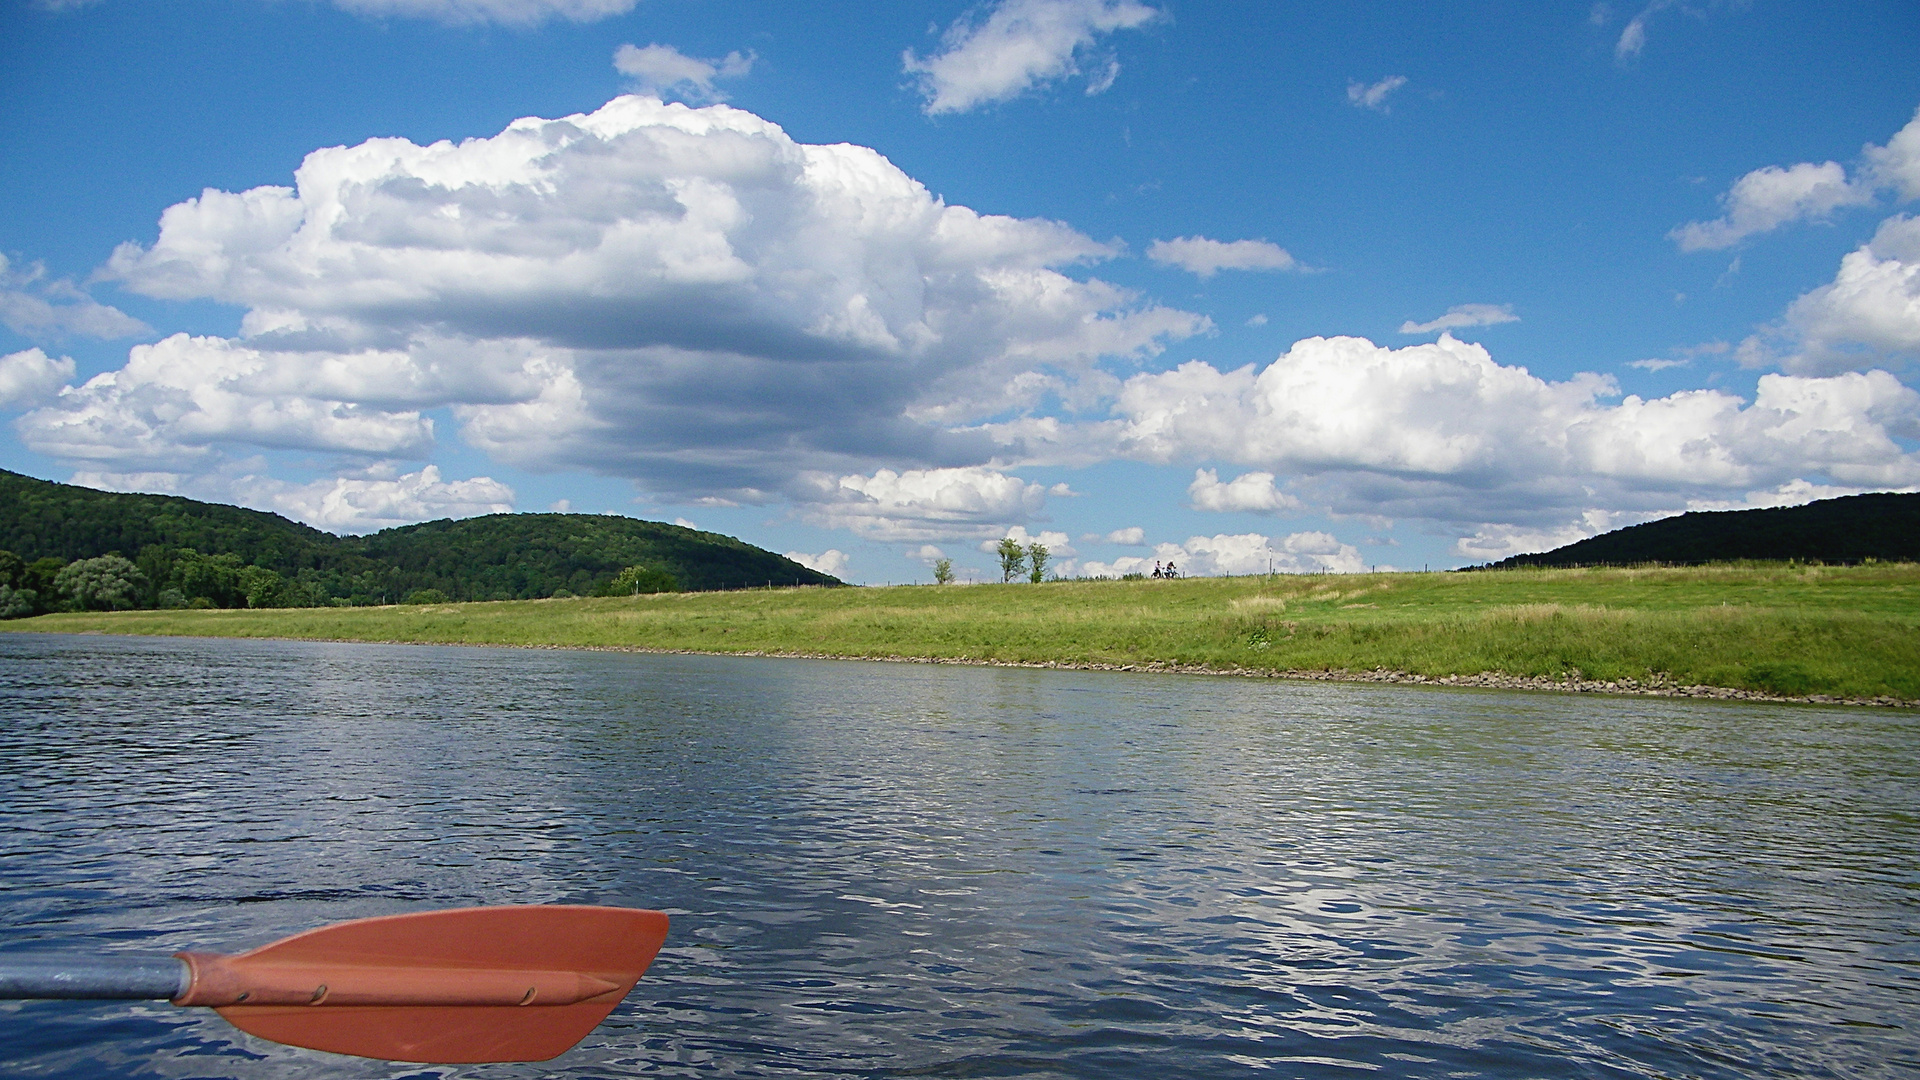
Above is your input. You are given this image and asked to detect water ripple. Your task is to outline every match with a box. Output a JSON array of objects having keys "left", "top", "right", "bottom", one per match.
[{"left": 1, "top": 633, "right": 1915, "bottom": 1078}]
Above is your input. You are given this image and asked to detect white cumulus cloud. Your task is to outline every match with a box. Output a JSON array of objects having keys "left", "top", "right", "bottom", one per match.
[
  {"left": 980, "top": 524, "right": 1073, "bottom": 555},
  {"left": 904, "top": 0, "right": 1159, "bottom": 114},
  {"left": 1080, "top": 531, "right": 1365, "bottom": 578},
  {"left": 70, "top": 465, "right": 514, "bottom": 535},
  {"left": 0, "top": 348, "right": 77, "bottom": 409},
  {"left": 785, "top": 548, "right": 850, "bottom": 576},
  {"left": 1187, "top": 468, "right": 1301, "bottom": 514},
  {"left": 1749, "top": 214, "right": 1920, "bottom": 375},
  {"left": 794, "top": 466, "right": 1057, "bottom": 542},
  {"left": 991, "top": 333, "right": 1920, "bottom": 532},
  {"left": 1865, "top": 106, "right": 1920, "bottom": 200},
  {"left": 15, "top": 333, "right": 442, "bottom": 468},
  {"left": 1670, "top": 161, "right": 1872, "bottom": 252},
  {"left": 1346, "top": 75, "right": 1407, "bottom": 112},
  {"left": 238, "top": 465, "right": 515, "bottom": 533},
  {"left": 1146, "top": 236, "right": 1297, "bottom": 278},
  {"left": 1672, "top": 106, "right": 1920, "bottom": 251},
  {"left": 1399, "top": 303, "right": 1517, "bottom": 335},
  {"left": 1454, "top": 510, "right": 1645, "bottom": 562},
  {"left": 613, "top": 43, "right": 753, "bottom": 102},
  {"left": 93, "top": 95, "right": 1204, "bottom": 502}
]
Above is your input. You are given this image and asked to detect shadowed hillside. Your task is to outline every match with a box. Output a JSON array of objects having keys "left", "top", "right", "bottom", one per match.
[
  {"left": 0, "top": 469, "right": 840, "bottom": 609},
  {"left": 1486, "top": 492, "right": 1920, "bottom": 568},
  {"left": 352, "top": 512, "right": 840, "bottom": 596}
]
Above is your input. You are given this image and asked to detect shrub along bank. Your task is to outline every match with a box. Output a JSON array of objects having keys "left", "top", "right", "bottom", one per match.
[{"left": 10, "top": 563, "right": 1917, "bottom": 703}]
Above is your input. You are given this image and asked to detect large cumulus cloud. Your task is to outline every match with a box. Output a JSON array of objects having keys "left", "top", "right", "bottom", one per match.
[
  {"left": 90, "top": 95, "right": 1203, "bottom": 503},
  {"left": 1747, "top": 214, "right": 1920, "bottom": 376},
  {"left": 984, "top": 333, "right": 1920, "bottom": 555}
]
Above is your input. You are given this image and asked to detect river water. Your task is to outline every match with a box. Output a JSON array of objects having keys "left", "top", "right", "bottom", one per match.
[{"left": 1, "top": 632, "right": 1915, "bottom": 1079}]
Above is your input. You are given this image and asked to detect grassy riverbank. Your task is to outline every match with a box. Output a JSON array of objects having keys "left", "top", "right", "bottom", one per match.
[{"left": 9, "top": 563, "right": 1919, "bottom": 701}]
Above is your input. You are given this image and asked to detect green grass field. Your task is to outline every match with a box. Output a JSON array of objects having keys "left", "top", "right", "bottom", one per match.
[{"left": 9, "top": 563, "right": 1919, "bottom": 701}]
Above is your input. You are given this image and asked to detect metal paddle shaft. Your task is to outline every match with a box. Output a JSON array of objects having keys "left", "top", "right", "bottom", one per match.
[
  {"left": 0, "top": 905, "right": 669, "bottom": 1064},
  {"left": 0, "top": 956, "right": 189, "bottom": 1000}
]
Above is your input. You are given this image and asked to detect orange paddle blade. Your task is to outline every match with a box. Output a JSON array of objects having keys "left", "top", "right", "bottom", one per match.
[{"left": 174, "top": 905, "right": 668, "bottom": 1063}]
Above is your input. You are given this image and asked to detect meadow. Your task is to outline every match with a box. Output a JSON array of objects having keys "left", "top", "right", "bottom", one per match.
[{"left": 10, "top": 563, "right": 1919, "bottom": 702}]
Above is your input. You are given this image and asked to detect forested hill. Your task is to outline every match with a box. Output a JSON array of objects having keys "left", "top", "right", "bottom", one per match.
[
  {"left": 352, "top": 513, "right": 839, "bottom": 596},
  {"left": 0, "top": 469, "right": 840, "bottom": 611},
  {"left": 1485, "top": 492, "right": 1920, "bottom": 569},
  {"left": 1, "top": 467, "right": 355, "bottom": 573}
]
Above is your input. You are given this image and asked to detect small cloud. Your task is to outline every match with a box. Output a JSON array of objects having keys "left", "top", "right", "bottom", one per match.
[
  {"left": 1399, "top": 303, "right": 1518, "bottom": 335},
  {"left": 0, "top": 347, "right": 76, "bottom": 409},
  {"left": 978, "top": 525, "right": 1073, "bottom": 556},
  {"left": 1589, "top": 3, "right": 1613, "bottom": 26},
  {"left": 1187, "top": 469, "right": 1301, "bottom": 514},
  {"left": 1102, "top": 526, "right": 1145, "bottom": 545},
  {"left": 613, "top": 43, "right": 754, "bottom": 102},
  {"left": 1085, "top": 57, "right": 1121, "bottom": 95},
  {"left": 1147, "top": 236, "right": 1296, "bottom": 278},
  {"left": 674, "top": 516, "right": 698, "bottom": 529},
  {"left": 0, "top": 254, "right": 149, "bottom": 341},
  {"left": 548, "top": 498, "right": 572, "bottom": 512},
  {"left": 1615, "top": 0, "right": 1745, "bottom": 63},
  {"left": 1615, "top": 13, "right": 1649, "bottom": 59},
  {"left": 1669, "top": 161, "right": 1870, "bottom": 252},
  {"left": 785, "top": 548, "right": 849, "bottom": 576},
  {"left": 1613, "top": 0, "right": 1683, "bottom": 61},
  {"left": 1346, "top": 75, "right": 1408, "bottom": 112},
  {"left": 1245, "top": 313, "right": 1268, "bottom": 327},
  {"left": 1629, "top": 340, "right": 1727, "bottom": 372},
  {"left": 904, "top": 0, "right": 1160, "bottom": 115}
]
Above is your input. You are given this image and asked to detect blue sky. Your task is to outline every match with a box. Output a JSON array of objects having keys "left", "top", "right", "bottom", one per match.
[{"left": 2, "top": 0, "right": 1916, "bottom": 583}]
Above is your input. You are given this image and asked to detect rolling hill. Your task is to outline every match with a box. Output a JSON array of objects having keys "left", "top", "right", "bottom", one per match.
[
  {"left": 1485, "top": 492, "right": 1920, "bottom": 568},
  {"left": 0, "top": 468, "right": 840, "bottom": 607}
]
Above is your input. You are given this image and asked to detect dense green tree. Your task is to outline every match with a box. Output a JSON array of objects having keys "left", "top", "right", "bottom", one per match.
[
  {"left": 600, "top": 564, "right": 677, "bottom": 595},
  {"left": 171, "top": 550, "right": 249, "bottom": 608},
  {"left": 0, "top": 585, "right": 36, "bottom": 619},
  {"left": 25, "top": 557, "right": 65, "bottom": 599},
  {"left": 238, "top": 565, "right": 299, "bottom": 608},
  {"left": 1026, "top": 542, "right": 1049, "bottom": 583},
  {"left": 996, "top": 537, "right": 1026, "bottom": 583},
  {"left": 55, "top": 555, "right": 148, "bottom": 611},
  {"left": 933, "top": 557, "right": 954, "bottom": 585}
]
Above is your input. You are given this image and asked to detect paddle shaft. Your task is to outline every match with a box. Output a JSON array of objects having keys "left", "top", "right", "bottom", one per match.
[{"left": 0, "top": 956, "right": 189, "bottom": 1000}]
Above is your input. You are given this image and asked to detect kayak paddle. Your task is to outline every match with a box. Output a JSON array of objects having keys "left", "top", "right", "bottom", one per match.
[{"left": 0, "top": 904, "right": 669, "bottom": 1063}]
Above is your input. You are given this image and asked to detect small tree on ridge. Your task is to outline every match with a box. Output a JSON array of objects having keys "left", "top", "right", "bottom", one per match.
[
  {"left": 996, "top": 537, "right": 1026, "bottom": 583},
  {"left": 1026, "top": 542, "right": 1049, "bottom": 583}
]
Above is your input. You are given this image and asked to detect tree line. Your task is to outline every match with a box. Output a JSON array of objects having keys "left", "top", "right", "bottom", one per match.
[{"left": 0, "top": 469, "right": 839, "bottom": 618}]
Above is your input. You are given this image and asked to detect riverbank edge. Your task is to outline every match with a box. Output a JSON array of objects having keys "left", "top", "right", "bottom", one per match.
[
  {"left": 552, "top": 644, "right": 1920, "bottom": 708},
  {"left": 28, "top": 627, "right": 1910, "bottom": 709}
]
